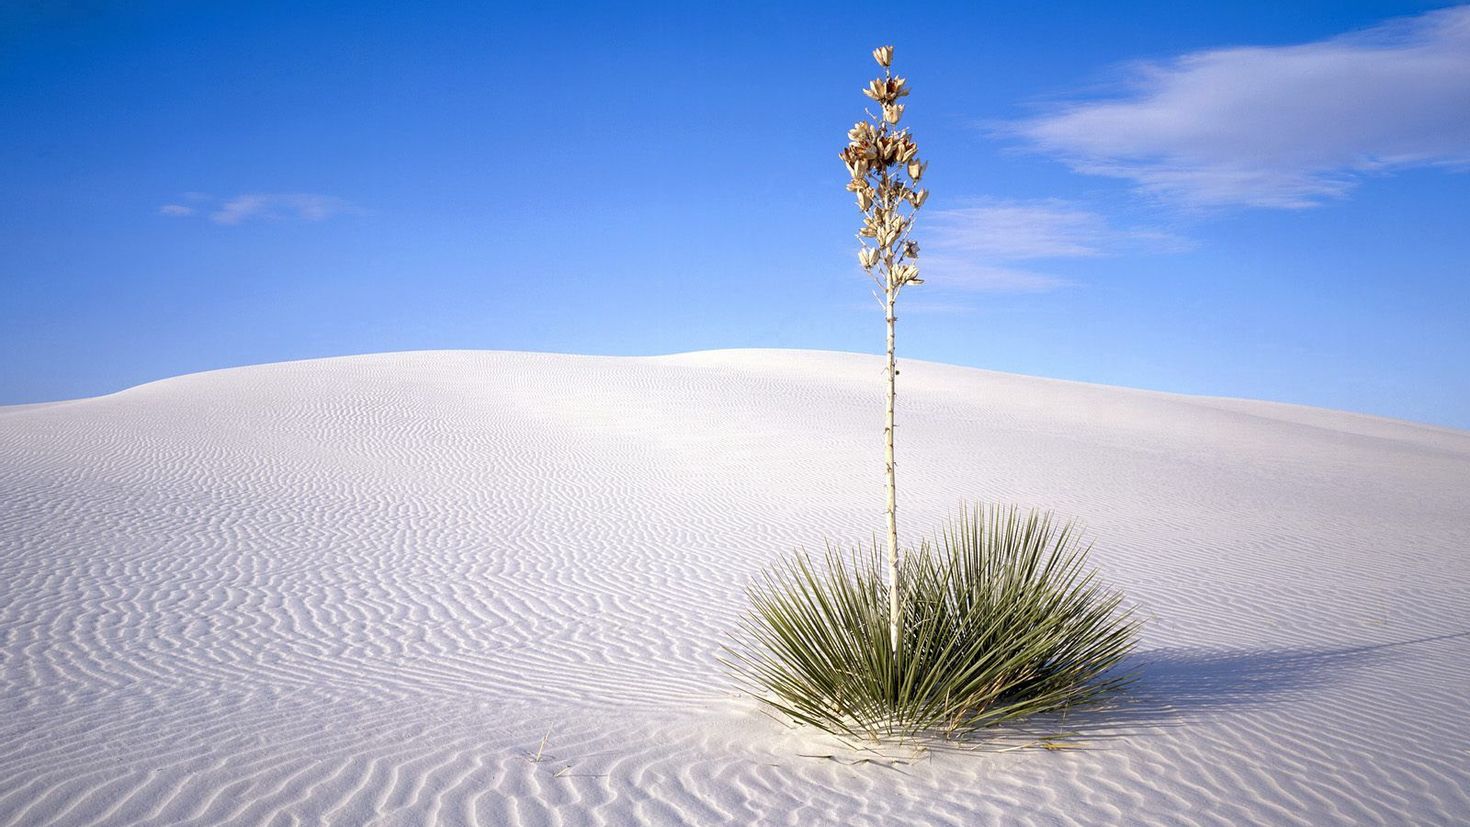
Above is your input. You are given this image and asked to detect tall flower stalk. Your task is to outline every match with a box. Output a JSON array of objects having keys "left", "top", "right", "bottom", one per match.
[{"left": 839, "top": 45, "right": 928, "bottom": 658}]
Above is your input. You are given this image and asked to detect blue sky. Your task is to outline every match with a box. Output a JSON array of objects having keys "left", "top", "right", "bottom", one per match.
[{"left": 2, "top": 1, "right": 1467, "bottom": 427}]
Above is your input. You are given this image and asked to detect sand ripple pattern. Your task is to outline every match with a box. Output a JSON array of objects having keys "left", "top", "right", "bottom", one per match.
[{"left": 2, "top": 349, "right": 1468, "bottom": 825}]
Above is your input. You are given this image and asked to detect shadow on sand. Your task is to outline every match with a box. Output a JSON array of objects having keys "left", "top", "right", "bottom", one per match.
[
  {"left": 807, "top": 632, "right": 1469, "bottom": 758},
  {"left": 1044, "top": 630, "right": 1470, "bottom": 741}
]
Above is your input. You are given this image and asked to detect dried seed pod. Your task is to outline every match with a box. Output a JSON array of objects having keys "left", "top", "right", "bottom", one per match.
[
  {"left": 872, "top": 45, "right": 893, "bottom": 67},
  {"left": 862, "top": 76, "right": 910, "bottom": 105},
  {"left": 894, "top": 263, "right": 921, "bottom": 284},
  {"left": 848, "top": 121, "right": 878, "bottom": 143}
]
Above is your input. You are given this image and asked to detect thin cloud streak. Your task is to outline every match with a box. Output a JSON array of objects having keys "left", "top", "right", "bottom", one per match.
[
  {"left": 928, "top": 200, "right": 1189, "bottom": 259},
  {"left": 920, "top": 257, "right": 1076, "bottom": 293},
  {"left": 156, "top": 192, "right": 360, "bottom": 225},
  {"left": 918, "top": 199, "right": 1185, "bottom": 292},
  {"left": 211, "top": 193, "right": 358, "bottom": 225},
  {"left": 1007, "top": 5, "right": 1470, "bottom": 208}
]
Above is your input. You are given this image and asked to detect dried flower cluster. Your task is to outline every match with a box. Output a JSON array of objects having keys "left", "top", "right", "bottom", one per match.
[{"left": 841, "top": 45, "right": 928, "bottom": 296}]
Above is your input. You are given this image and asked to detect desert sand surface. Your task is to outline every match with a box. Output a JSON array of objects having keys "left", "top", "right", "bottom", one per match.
[{"left": 2, "top": 349, "right": 1468, "bottom": 826}]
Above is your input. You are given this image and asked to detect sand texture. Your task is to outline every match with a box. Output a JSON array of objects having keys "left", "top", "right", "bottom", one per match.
[{"left": 2, "top": 349, "right": 1468, "bottom": 825}]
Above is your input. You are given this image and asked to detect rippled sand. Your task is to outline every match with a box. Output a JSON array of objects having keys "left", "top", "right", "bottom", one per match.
[{"left": 2, "top": 349, "right": 1467, "bottom": 825}]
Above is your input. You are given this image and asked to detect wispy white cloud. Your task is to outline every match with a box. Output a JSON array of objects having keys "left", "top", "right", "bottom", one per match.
[
  {"left": 211, "top": 193, "right": 358, "bottom": 225},
  {"left": 918, "top": 199, "right": 1186, "bottom": 292},
  {"left": 928, "top": 200, "right": 1188, "bottom": 259},
  {"left": 156, "top": 192, "right": 359, "bottom": 225},
  {"left": 1007, "top": 5, "right": 1470, "bottom": 208},
  {"left": 918, "top": 259, "right": 1076, "bottom": 293}
]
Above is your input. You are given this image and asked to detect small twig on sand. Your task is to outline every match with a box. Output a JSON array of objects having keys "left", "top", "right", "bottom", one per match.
[
  {"left": 528, "top": 728, "right": 552, "bottom": 763},
  {"left": 554, "top": 766, "right": 607, "bottom": 779}
]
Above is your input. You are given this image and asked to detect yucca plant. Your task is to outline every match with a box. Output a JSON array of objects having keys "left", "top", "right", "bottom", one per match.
[{"left": 727, "top": 505, "right": 1138, "bottom": 743}]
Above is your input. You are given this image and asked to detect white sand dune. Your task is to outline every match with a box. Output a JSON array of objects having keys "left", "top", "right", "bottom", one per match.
[{"left": 2, "top": 348, "right": 1467, "bottom": 825}]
